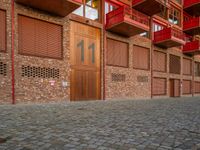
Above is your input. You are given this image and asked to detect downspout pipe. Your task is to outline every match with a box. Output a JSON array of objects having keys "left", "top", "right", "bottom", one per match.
[{"left": 11, "top": 0, "right": 15, "bottom": 104}]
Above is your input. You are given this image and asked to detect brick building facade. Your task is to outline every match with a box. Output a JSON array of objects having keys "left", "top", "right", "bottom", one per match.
[{"left": 0, "top": 0, "right": 200, "bottom": 104}]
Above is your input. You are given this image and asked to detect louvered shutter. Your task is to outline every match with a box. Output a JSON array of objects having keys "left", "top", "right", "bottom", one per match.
[
  {"left": 0, "top": 10, "right": 6, "bottom": 52},
  {"left": 107, "top": 38, "right": 128, "bottom": 67},
  {"left": 170, "top": 55, "right": 180, "bottom": 74},
  {"left": 47, "top": 22, "right": 62, "bottom": 58},
  {"left": 35, "top": 19, "right": 48, "bottom": 57},
  {"left": 18, "top": 15, "right": 62, "bottom": 59},
  {"left": 182, "top": 80, "right": 191, "bottom": 94},
  {"left": 183, "top": 58, "right": 191, "bottom": 75},
  {"left": 153, "top": 78, "right": 166, "bottom": 95},
  {"left": 153, "top": 51, "right": 166, "bottom": 72},
  {"left": 133, "top": 46, "right": 149, "bottom": 70},
  {"left": 195, "top": 82, "right": 200, "bottom": 93}
]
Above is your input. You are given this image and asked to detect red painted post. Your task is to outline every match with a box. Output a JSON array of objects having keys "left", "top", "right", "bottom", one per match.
[{"left": 11, "top": 0, "right": 15, "bottom": 104}]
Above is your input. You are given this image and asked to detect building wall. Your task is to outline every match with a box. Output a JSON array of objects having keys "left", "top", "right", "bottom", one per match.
[
  {"left": 0, "top": 0, "right": 71, "bottom": 104},
  {"left": 0, "top": 0, "right": 200, "bottom": 104},
  {"left": 0, "top": 0, "right": 12, "bottom": 104},
  {"left": 153, "top": 47, "right": 192, "bottom": 98},
  {"left": 105, "top": 33, "right": 151, "bottom": 99}
]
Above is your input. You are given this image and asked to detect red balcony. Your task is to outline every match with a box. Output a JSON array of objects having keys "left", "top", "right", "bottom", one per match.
[
  {"left": 106, "top": 7, "right": 150, "bottom": 37},
  {"left": 183, "top": 17, "right": 200, "bottom": 35},
  {"left": 132, "top": 0, "right": 169, "bottom": 16},
  {"left": 15, "top": 0, "right": 82, "bottom": 17},
  {"left": 183, "top": 40, "right": 200, "bottom": 55},
  {"left": 118, "top": 0, "right": 132, "bottom": 6},
  {"left": 184, "top": 0, "right": 200, "bottom": 16},
  {"left": 154, "top": 28, "right": 186, "bottom": 48}
]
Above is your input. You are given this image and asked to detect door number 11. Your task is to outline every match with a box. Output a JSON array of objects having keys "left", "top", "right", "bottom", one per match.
[{"left": 77, "top": 40, "right": 95, "bottom": 63}]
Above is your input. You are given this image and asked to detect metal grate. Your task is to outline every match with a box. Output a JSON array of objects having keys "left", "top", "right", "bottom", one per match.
[
  {"left": 0, "top": 61, "right": 7, "bottom": 76},
  {"left": 112, "top": 73, "right": 126, "bottom": 82},
  {"left": 21, "top": 65, "right": 60, "bottom": 79}
]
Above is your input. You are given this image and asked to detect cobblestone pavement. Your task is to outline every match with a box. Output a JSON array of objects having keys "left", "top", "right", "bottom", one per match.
[{"left": 0, "top": 97, "right": 200, "bottom": 150}]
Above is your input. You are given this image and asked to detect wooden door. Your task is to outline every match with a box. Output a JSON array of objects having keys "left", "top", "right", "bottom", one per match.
[
  {"left": 169, "top": 79, "right": 174, "bottom": 97},
  {"left": 169, "top": 79, "right": 180, "bottom": 97},
  {"left": 70, "top": 21, "right": 100, "bottom": 101},
  {"left": 174, "top": 79, "right": 180, "bottom": 97}
]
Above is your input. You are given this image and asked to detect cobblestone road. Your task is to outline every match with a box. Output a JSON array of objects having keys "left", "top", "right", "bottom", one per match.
[{"left": 0, "top": 97, "right": 200, "bottom": 150}]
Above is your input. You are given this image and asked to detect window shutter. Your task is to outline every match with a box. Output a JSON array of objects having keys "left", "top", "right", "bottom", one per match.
[
  {"left": 195, "top": 62, "right": 200, "bottom": 76},
  {"left": 183, "top": 58, "right": 191, "bottom": 75},
  {"left": 153, "top": 51, "right": 166, "bottom": 72},
  {"left": 18, "top": 15, "right": 62, "bottom": 59},
  {"left": 35, "top": 19, "right": 48, "bottom": 57},
  {"left": 195, "top": 82, "right": 200, "bottom": 93},
  {"left": 47, "top": 23, "right": 62, "bottom": 58},
  {"left": 18, "top": 16, "right": 35, "bottom": 55},
  {"left": 182, "top": 80, "right": 191, "bottom": 94},
  {"left": 153, "top": 78, "right": 166, "bottom": 96},
  {"left": 169, "top": 55, "right": 180, "bottom": 74},
  {"left": 107, "top": 38, "right": 128, "bottom": 67},
  {"left": 0, "top": 10, "right": 6, "bottom": 52},
  {"left": 133, "top": 46, "right": 149, "bottom": 70}
]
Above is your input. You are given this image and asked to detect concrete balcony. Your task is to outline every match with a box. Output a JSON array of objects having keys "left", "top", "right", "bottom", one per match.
[
  {"left": 154, "top": 28, "right": 186, "bottom": 48},
  {"left": 15, "top": 0, "right": 82, "bottom": 17},
  {"left": 183, "top": 40, "right": 200, "bottom": 55},
  {"left": 132, "top": 0, "right": 169, "bottom": 16},
  {"left": 183, "top": 17, "right": 200, "bottom": 35},
  {"left": 184, "top": 0, "right": 200, "bottom": 16},
  {"left": 106, "top": 6, "right": 150, "bottom": 37}
]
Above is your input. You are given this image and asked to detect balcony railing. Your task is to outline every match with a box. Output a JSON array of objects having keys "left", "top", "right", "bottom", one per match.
[
  {"left": 118, "top": 0, "right": 132, "bottom": 6},
  {"left": 183, "top": 17, "right": 200, "bottom": 35},
  {"left": 106, "top": 6, "right": 150, "bottom": 37},
  {"left": 132, "top": 0, "right": 169, "bottom": 16},
  {"left": 15, "top": 0, "right": 82, "bottom": 17},
  {"left": 184, "top": 0, "right": 200, "bottom": 8},
  {"left": 154, "top": 28, "right": 186, "bottom": 48},
  {"left": 184, "top": 0, "right": 200, "bottom": 16},
  {"left": 183, "top": 40, "right": 200, "bottom": 54}
]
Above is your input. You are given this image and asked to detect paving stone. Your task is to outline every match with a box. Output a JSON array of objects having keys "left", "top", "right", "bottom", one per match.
[{"left": 0, "top": 97, "right": 200, "bottom": 149}]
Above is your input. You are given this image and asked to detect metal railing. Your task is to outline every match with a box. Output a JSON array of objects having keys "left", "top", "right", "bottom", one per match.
[
  {"left": 183, "top": 40, "right": 200, "bottom": 52},
  {"left": 132, "top": 0, "right": 168, "bottom": 6},
  {"left": 184, "top": 0, "right": 200, "bottom": 8},
  {"left": 183, "top": 17, "right": 200, "bottom": 31},
  {"left": 106, "top": 6, "right": 149, "bottom": 28},
  {"left": 73, "top": 0, "right": 82, "bottom": 3},
  {"left": 154, "top": 27, "right": 185, "bottom": 43}
]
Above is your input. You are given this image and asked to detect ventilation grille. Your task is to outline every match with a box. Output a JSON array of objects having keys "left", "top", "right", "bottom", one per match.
[
  {"left": 137, "top": 76, "right": 148, "bottom": 82},
  {"left": 22, "top": 65, "right": 60, "bottom": 79},
  {"left": 0, "top": 62, "right": 7, "bottom": 76},
  {"left": 112, "top": 73, "right": 125, "bottom": 82}
]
